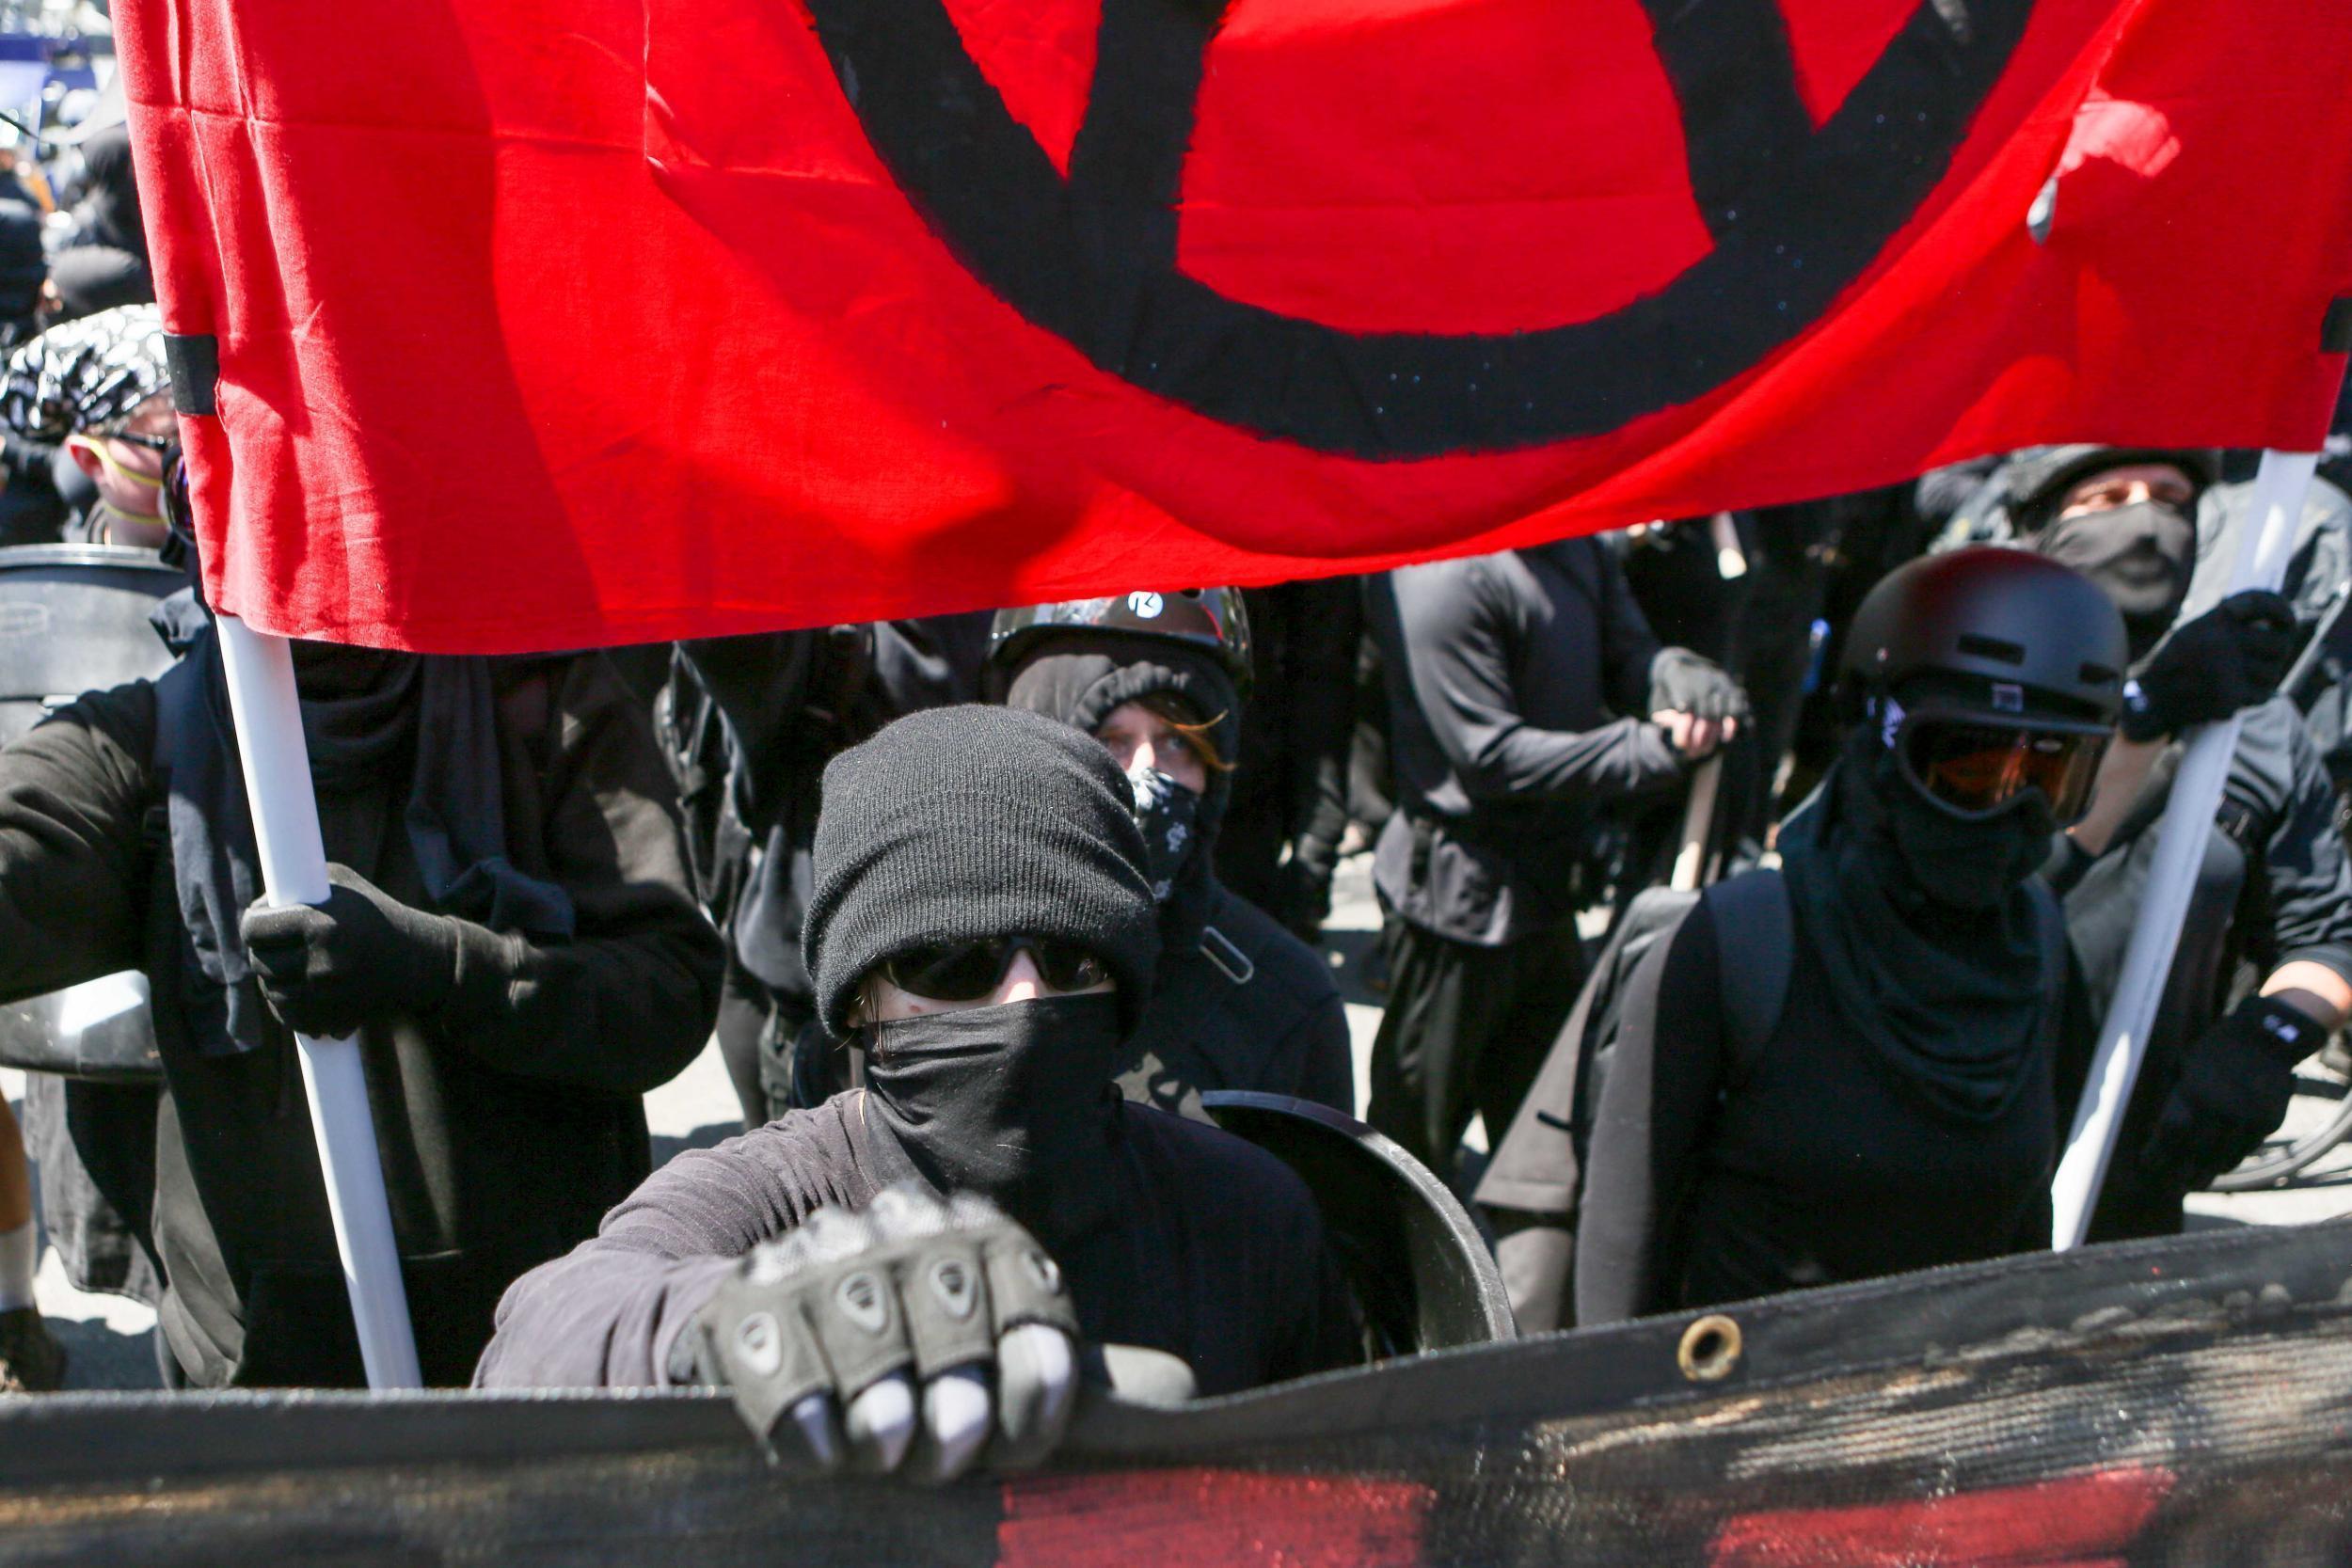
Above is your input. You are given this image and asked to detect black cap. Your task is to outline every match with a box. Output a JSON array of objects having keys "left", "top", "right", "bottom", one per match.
[{"left": 2001, "top": 444, "right": 2220, "bottom": 536}]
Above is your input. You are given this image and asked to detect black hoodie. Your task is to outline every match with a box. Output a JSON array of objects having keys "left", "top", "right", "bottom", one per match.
[{"left": 1004, "top": 638, "right": 1356, "bottom": 1117}]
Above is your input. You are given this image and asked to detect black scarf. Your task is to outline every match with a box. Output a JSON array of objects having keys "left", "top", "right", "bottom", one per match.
[
  {"left": 1778, "top": 731, "right": 2052, "bottom": 1123},
  {"left": 154, "top": 628, "right": 577, "bottom": 1054},
  {"left": 857, "top": 993, "right": 1128, "bottom": 1252}
]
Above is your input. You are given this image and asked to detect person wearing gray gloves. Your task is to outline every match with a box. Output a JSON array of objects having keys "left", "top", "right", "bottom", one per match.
[
  {"left": 476, "top": 705, "right": 1358, "bottom": 1481},
  {"left": 1361, "top": 539, "right": 1745, "bottom": 1180}
]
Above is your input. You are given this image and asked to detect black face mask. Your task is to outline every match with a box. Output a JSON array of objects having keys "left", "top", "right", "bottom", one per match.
[
  {"left": 1878, "top": 760, "right": 2057, "bottom": 912},
  {"left": 2034, "top": 499, "right": 2196, "bottom": 658},
  {"left": 860, "top": 993, "right": 1126, "bottom": 1248},
  {"left": 1125, "top": 765, "right": 1201, "bottom": 905}
]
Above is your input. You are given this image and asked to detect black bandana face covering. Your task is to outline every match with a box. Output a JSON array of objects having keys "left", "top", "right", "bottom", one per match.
[
  {"left": 2034, "top": 499, "right": 2196, "bottom": 657},
  {"left": 1125, "top": 765, "right": 1201, "bottom": 904},
  {"left": 860, "top": 993, "right": 1127, "bottom": 1246}
]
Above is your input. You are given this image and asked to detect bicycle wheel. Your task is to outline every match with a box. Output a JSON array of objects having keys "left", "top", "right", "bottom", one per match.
[{"left": 2210, "top": 1043, "right": 2352, "bottom": 1192}]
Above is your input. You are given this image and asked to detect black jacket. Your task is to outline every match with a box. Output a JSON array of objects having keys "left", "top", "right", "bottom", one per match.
[
  {"left": 1120, "top": 876, "right": 1355, "bottom": 1119},
  {"left": 474, "top": 1090, "right": 1359, "bottom": 1397},
  {"left": 1217, "top": 579, "right": 1360, "bottom": 927},
  {"left": 0, "top": 653, "right": 723, "bottom": 1386},
  {"left": 1366, "top": 541, "right": 1684, "bottom": 944}
]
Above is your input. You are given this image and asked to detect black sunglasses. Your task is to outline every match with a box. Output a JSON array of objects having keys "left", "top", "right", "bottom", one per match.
[
  {"left": 105, "top": 430, "right": 176, "bottom": 454},
  {"left": 878, "top": 936, "right": 1109, "bottom": 1002}
]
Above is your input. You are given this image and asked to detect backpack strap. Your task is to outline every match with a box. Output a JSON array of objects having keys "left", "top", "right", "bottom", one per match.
[{"left": 1704, "top": 868, "right": 1795, "bottom": 1086}]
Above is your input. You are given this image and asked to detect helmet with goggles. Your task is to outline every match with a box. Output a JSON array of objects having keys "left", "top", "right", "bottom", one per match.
[
  {"left": 989, "top": 588, "right": 1253, "bottom": 700},
  {"left": 1839, "top": 547, "right": 2128, "bottom": 823}
]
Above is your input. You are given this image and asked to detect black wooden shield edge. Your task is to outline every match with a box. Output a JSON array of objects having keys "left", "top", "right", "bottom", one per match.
[{"left": 1, "top": 1213, "right": 2344, "bottom": 1487}]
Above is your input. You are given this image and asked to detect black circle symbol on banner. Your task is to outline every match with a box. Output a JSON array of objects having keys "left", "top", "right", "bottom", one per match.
[{"left": 803, "top": 0, "right": 2034, "bottom": 458}]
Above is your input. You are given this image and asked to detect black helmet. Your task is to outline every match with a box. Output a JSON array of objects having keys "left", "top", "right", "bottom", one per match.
[
  {"left": 1839, "top": 546, "right": 2128, "bottom": 726},
  {"left": 2000, "top": 444, "right": 2220, "bottom": 537},
  {"left": 990, "top": 588, "right": 1253, "bottom": 698}
]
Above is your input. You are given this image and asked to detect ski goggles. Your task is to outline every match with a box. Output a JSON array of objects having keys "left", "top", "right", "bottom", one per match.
[
  {"left": 1889, "top": 703, "right": 2110, "bottom": 823},
  {"left": 877, "top": 936, "right": 1110, "bottom": 1001}
]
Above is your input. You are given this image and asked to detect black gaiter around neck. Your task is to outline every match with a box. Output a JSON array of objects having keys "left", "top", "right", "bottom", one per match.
[
  {"left": 860, "top": 993, "right": 1128, "bottom": 1248},
  {"left": 1778, "top": 734, "right": 2053, "bottom": 1123}
]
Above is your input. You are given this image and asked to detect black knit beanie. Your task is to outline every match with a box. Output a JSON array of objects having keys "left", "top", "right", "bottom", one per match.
[{"left": 804, "top": 705, "right": 1162, "bottom": 1037}]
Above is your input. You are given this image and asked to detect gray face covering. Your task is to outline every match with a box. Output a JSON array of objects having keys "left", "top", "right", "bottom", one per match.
[
  {"left": 1125, "top": 765, "right": 1200, "bottom": 905},
  {"left": 2033, "top": 499, "right": 2196, "bottom": 659}
]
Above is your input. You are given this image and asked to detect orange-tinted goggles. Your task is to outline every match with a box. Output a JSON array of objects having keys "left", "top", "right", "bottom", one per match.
[{"left": 1896, "top": 711, "right": 2109, "bottom": 823}]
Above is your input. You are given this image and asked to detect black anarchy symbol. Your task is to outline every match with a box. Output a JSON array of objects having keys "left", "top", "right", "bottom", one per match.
[{"left": 805, "top": 0, "right": 2031, "bottom": 457}]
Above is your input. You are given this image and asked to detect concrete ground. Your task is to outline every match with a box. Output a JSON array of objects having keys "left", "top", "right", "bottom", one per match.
[{"left": 8, "top": 850, "right": 2345, "bottom": 1387}]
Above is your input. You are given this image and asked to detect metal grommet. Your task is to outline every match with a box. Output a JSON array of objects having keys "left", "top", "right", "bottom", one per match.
[{"left": 1677, "top": 1314, "right": 1743, "bottom": 1383}]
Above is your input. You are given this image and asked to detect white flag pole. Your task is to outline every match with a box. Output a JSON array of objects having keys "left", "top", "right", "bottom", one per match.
[
  {"left": 214, "top": 613, "right": 423, "bottom": 1388},
  {"left": 2049, "top": 448, "right": 2319, "bottom": 1249}
]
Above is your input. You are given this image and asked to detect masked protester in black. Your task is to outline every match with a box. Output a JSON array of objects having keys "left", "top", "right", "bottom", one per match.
[
  {"left": 1574, "top": 549, "right": 2126, "bottom": 1324},
  {"left": 1363, "top": 541, "right": 1745, "bottom": 1182},
  {"left": 477, "top": 706, "right": 1358, "bottom": 1478},
  {"left": 0, "top": 598, "right": 723, "bottom": 1385},
  {"left": 984, "top": 593, "right": 1355, "bottom": 1123},
  {"left": 2003, "top": 445, "right": 2352, "bottom": 1239}
]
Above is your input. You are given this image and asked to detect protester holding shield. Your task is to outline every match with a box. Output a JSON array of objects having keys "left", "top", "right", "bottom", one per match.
[{"left": 478, "top": 707, "right": 1355, "bottom": 1479}]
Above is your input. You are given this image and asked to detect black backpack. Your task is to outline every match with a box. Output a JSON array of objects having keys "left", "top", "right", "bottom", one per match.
[{"left": 1476, "top": 870, "right": 1794, "bottom": 1220}]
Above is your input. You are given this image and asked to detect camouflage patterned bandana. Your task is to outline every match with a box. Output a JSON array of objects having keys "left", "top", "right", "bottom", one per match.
[{"left": 1, "top": 302, "right": 169, "bottom": 441}]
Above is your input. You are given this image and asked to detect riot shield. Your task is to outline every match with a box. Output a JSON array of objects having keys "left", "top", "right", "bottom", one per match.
[
  {"left": 0, "top": 545, "right": 181, "bottom": 1080},
  {"left": 1200, "top": 1089, "right": 1515, "bottom": 1355}
]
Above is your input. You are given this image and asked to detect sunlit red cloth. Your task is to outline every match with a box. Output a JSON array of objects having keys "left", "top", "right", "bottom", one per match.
[{"left": 119, "top": 0, "right": 2352, "bottom": 651}]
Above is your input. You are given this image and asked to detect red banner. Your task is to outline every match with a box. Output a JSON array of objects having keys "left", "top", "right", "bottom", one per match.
[{"left": 119, "top": 0, "right": 2352, "bottom": 652}]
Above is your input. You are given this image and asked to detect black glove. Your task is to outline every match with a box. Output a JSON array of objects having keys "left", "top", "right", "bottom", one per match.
[
  {"left": 682, "top": 1185, "right": 1082, "bottom": 1483},
  {"left": 239, "top": 863, "right": 459, "bottom": 1038},
  {"left": 1647, "top": 647, "right": 1752, "bottom": 724},
  {"left": 2137, "top": 994, "right": 2320, "bottom": 1192},
  {"left": 2120, "top": 590, "right": 2297, "bottom": 742}
]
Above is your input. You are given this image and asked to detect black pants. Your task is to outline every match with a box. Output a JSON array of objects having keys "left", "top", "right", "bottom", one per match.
[{"left": 1367, "top": 916, "right": 1585, "bottom": 1180}]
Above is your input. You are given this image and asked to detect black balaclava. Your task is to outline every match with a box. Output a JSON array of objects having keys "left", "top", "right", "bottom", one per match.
[
  {"left": 803, "top": 705, "right": 1162, "bottom": 1249},
  {"left": 2031, "top": 499, "right": 2197, "bottom": 660},
  {"left": 1001, "top": 632, "right": 1241, "bottom": 917},
  {"left": 1777, "top": 712, "right": 2053, "bottom": 1123}
]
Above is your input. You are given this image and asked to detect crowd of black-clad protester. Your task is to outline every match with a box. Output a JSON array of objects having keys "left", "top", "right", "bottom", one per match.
[{"left": 0, "top": 108, "right": 2348, "bottom": 1485}]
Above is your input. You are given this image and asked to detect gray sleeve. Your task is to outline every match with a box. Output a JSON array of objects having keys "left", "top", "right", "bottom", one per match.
[
  {"left": 2256, "top": 717, "right": 2352, "bottom": 984},
  {"left": 1395, "top": 562, "right": 1682, "bottom": 806},
  {"left": 474, "top": 1115, "right": 872, "bottom": 1388}
]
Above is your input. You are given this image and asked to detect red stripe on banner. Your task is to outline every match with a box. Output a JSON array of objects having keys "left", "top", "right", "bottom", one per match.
[
  {"left": 998, "top": 1467, "right": 1434, "bottom": 1568},
  {"left": 1708, "top": 1466, "right": 2175, "bottom": 1567}
]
